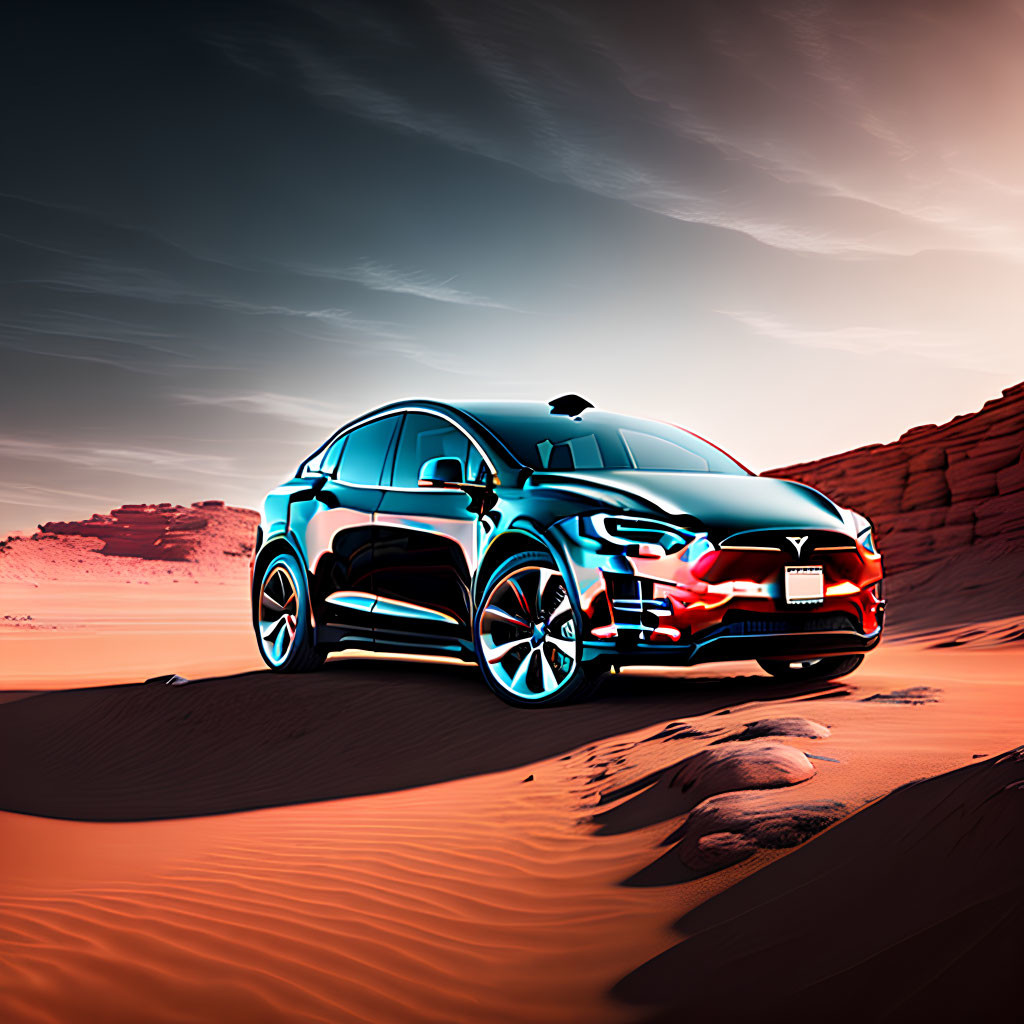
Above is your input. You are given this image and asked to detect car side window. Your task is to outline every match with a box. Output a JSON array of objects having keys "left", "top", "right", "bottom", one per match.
[
  {"left": 464, "top": 442, "right": 488, "bottom": 485},
  {"left": 391, "top": 413, "right": 471, "bottom": 487},
  {"left": 318, "top": 434, "right": 347, "bottom": 477},
  {"left": 336, "top": 415, "right": 401, "bottom": 486},
  {"left": 536, "top": 433, "right": 605, "bottom": 470},
  {"left": 300, "top": 433, "right": 344, "bottom": 476}
]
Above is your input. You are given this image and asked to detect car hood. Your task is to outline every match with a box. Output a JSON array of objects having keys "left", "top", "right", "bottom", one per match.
[{"left": 527, "top": 470, "right": 850, "bottom": 538}]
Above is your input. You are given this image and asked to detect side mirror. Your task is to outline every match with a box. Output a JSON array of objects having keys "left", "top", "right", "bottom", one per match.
[{"left": 418, "top": 456, "right": 464, "bottom": 488}]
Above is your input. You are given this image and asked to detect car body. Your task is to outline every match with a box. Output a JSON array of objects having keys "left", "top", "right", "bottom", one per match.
[{"left": 251, "top": 396, "right": 885, "bottom": 705}]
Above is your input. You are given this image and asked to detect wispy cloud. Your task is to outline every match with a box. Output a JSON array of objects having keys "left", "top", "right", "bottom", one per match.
[
  {"left": 207, "top": 2, "right": 1024, "bottom": 262},
  {"left": 0, "top": 437, "right": 244, "bottom": 481},
  {"left": 206, "top": 11, "right": 888, "bottom": 257},
  {"left": 0, "top": 331, "right": 173, "bottom": 376},
  {"left": 0, "top": 197, "right": 462, "bottom": 376},
  {"left": 0, "top": 307, "right": 187, "bottom": 371},
  {"left": 297, "top": 258, "right": 517, "bottom": 310},
  {"left": 270, "top": 33, "right": 508, "bottom": 162},
  {"left": 719, "top": 309, "right": 983, "bottom": 370},
  {"left": 176, "top": 391, "right": 346, "bottom": 430},
  {"left": 590, "top": 2, "right": 1024, "bottom": 261},
  {"left": 21, "top": 258, "right": 485, "bottom": 377},
  {"left": 0, "top": 481, "right": 120, "bottom": 515},
  {"left": 37, "top": 258, "right": 409, "bottom": 338}
]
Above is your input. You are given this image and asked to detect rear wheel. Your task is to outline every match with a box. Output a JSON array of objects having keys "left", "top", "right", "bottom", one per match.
[
  {"left": 756, "top": 654, "right": 863, "bottom": 681},
  {"left": 474, "top": 551, "right": 601, "bottom": 707},
  {"left": 254, "top": 552, "right": 327, "bottom": 672}
]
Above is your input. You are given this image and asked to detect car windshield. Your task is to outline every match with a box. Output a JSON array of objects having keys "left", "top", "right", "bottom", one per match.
[{"left": 469, "top": 408, "right": 749, "bottom": 475}]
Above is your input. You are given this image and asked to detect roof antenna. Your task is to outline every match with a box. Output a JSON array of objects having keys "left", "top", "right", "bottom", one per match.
[{"left": 548, "top": 394, "right": 594, "bottom": 417}]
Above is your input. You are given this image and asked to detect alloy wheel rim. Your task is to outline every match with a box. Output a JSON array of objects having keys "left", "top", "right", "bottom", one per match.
[
  {"left": 258, "top": 564, "right": 299, "bottom": 666},
  {"left": 478, "top": 565, "right": 578, "bottom": 699}
]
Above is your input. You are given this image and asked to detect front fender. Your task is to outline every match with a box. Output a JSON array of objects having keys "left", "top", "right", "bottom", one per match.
[
  {"left": 545, "top": 514, "right": 631, "bottom": 620},
  {"left": 477, "top": 517, "right": 594, "bottom": 623}
]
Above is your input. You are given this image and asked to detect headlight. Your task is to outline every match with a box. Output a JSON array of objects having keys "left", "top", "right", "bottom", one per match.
[
  {"left": 852, "top": 511, "right": 879, "bottom": 555},
  {"left": 581, "top": 513, "right": 712, "bottom": 561}
]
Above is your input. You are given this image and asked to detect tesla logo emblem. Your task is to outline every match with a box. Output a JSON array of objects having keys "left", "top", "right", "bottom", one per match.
[{"left": 786, "top": 535, "right": 809, "bottom": 556}]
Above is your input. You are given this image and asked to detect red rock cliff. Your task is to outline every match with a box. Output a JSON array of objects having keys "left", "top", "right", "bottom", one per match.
[
  {"left": 37, "top": 501, "right": 258, "bottom": 563},
  {"left": 767, "top": 382, "right": 1024, "bottom": 627}
]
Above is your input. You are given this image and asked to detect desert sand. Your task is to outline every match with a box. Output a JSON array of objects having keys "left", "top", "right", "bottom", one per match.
[
  {"left": 2, "top": 639, "right": 1021, "bottom": 1024},
  {"left": 1, "top": 387, "right": 1022, "bottom": 1023}
]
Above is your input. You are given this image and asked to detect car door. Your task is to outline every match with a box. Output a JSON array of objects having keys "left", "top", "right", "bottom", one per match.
[
  {"left": 373, "top": 411, "right": 488, "bottom": 651},
  {"left": 300, "top": 413, "right": 402, "bottom": 642}
]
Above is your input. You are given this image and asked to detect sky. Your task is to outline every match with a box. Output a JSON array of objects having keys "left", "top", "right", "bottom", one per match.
[{"left": 2, "top": 0, "right": 1023, "bottom": 532}]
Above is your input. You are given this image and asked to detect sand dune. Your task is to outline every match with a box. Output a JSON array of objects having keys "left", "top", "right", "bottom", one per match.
[
  {"left": 1, "top": 766, "right": 680, "bottom": 1024},
  {"left": 3, "top": 642, "right": 1023, "bottom": 1023},
  {"left": 616, "top": 746, "right": 1024, "bottom": 1021}
]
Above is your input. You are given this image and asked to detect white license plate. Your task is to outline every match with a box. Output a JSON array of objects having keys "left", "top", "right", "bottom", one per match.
[{"left": 785, "top": 565, "right": 824, "bottom": 604}]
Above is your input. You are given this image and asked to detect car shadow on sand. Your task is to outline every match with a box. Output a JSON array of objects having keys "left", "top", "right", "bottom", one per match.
[{"left": 0, "top": 657, "right": 844, "bottom": 821}]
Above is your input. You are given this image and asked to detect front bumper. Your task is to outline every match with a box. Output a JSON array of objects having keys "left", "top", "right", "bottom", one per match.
[
  {"left": 551, "top": 518, "right": 885, "bottom": 669},
  {"left": 579, "top": 613, "right": 882, "bottom": 669}
]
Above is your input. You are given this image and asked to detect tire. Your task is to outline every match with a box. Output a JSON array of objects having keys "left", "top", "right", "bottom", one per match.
[
  {"left": 756, "top": 654, "right": 863, "bottom": 682},
  {"left": 254, "top": 552, "right": 327, "bottom": 672},
  {"left": 473, "top": 551, "right": 602, "bottom": 707}
]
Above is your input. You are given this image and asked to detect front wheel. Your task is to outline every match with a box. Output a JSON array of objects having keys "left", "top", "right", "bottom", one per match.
[
  {"left": 254, "top": 552, "right": 327, "bottom": 672},
  {"left": 474, "top": 551, "right": 601, "bottom": 707},
  {"left": 756, "top": 654, "right": 863, "bottom": 682}
]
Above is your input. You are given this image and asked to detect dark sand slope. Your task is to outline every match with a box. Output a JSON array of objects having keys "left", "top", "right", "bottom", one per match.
[
  {"left": 616, "top": 747, "right": 1024, "bottom": 1022},
  {"left": 0, "top": 660, "right": 838, "bottom": 821}
]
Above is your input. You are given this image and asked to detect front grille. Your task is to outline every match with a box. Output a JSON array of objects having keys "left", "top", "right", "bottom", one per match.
[
  {"left": 604, "top": 574, "right": 650, "bottom": 625},
  {"left": 701, "top": 610, "right": 861, "bottom": 639},
  {"left": 718, "top": 529, "right": 856, "bottom": 556}
]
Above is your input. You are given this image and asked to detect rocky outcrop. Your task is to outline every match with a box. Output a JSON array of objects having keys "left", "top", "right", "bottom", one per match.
[
  {"left": 768, "top": 382, "right": 1024, "bottom": 627},
  {"left": 37, "top": 501, "right": 258, "bottom": 562}
]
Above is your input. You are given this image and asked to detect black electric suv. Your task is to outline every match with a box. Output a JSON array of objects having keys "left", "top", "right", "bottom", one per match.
[{"left": 251, "top": 396, "right": 884, "bottom": 706}]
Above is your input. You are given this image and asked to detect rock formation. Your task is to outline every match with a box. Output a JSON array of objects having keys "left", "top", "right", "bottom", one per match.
[
  {"left": 7, "top": 501, "right": 260, "bottom": 577},
  {"left": 40, "top": 504, "right": 212, "bottom": 560},
  {"left": 768, "top": 382, "right": 1024, "bottom": 627}
]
